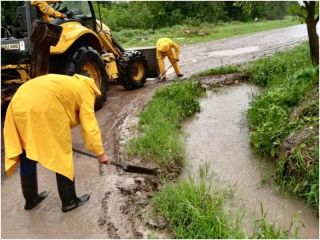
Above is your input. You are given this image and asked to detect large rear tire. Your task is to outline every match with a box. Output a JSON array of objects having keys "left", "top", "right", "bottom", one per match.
[
  {"left": 117, "top": 51, "right": 148, "bottom": 90},
  {"left": 64, "top": 46, "right": 108, "bottom": 110}
]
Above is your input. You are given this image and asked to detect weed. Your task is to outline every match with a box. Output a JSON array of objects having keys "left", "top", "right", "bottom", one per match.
[
  {"left": 153, "top": 169, "right": 245, "bottom": 239},
  {"left": 251, "top": 203, "right": 301, "bottom": 239}
]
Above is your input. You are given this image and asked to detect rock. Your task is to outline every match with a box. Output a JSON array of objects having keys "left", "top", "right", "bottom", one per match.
[{"left": 147, "top": 216, "right": 167, "bottom": 229}]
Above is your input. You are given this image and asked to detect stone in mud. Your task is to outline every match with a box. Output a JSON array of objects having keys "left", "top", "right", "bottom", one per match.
[{"left": 147, "top": 216, "right": 167, "bottom": 229}]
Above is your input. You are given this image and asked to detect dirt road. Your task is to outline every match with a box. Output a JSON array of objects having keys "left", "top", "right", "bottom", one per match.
[{"left": 1, "top": 25, "right": 309, "bottom": 238}]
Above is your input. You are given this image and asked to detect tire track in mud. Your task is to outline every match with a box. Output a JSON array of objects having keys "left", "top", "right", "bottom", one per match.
[{"left": 96, "top": 83, "right": 165, "bottom": 238}]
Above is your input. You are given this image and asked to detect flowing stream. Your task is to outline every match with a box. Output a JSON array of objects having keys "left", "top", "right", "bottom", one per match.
[{"left": 182, "top": 84, "right": 318, "bottom": 238}]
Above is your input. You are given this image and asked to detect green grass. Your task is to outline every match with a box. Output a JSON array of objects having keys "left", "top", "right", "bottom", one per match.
[
  {"left": 251, "top": 203, "right": 300, "bottom": 239},
  {"left": 245, "top": 43, "right": 319, "bottom": 209},
  {"left": 114, "top": 17, "right": 300, "bottom": 48},
  {"left": 127, "top": 80, "right": 203, "bottom": 169},
  {"left": 153, "top": 168, "right": 245, "bottom": 239},
  {"left": 154, "top": 169, "right": 299, "bottom": 239},
  {"left": 197, "top": 64, "right": 240, "bottom": 77}
]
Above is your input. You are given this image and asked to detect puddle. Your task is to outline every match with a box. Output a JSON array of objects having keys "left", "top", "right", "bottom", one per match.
[
  {"left": 208, "top": 46, "right": 259, "bottom": 56},
  {"left": 182, "top": 84, "right": 319, "bottom": 238}
]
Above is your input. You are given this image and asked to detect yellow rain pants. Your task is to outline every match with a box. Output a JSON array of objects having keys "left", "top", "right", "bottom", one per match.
[
  {"left": 4, "top": 74, "right": 104, "bottom": 181},
  {"left": 31, "top": 1, "right": 63, "bottom": 23},
  {"left": 156, "top": 38, "right": 182, "bottom": 77}
]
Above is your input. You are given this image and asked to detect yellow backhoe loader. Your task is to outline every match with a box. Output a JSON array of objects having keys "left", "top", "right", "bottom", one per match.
[{"left": 1, "top": 1, "right": 158, "bottom": 109}]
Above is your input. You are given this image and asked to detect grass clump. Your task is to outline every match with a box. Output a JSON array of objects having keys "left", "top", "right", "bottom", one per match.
[
  {"left": 198, "top": 64, "right": 240, "bottom": 76},
  {"left": 246, "top": 43, "right": 319, "bottom": 209},
  {"left": 252, "top": 204, "right": 300, "bottom": 239},
  {"left": 154, "top": 170, "right": 245, "bottom": 239},
  {"left": 247, "top": 68, "right": 318, "bottom": 156},
  {"left": 127, "top": 80, "right": 203, "bottom": 169},
  {"left": 243, "top": 44, "right": 312, "bottom": 87},
  {"left": 154, "top": 168, "right": 299, "bottom": 239}
]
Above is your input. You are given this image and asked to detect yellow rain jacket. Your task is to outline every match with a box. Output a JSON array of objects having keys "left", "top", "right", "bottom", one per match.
[
  {"left": 156, "top": 38, "right": 182, "bottom": 77},
  {"left": 4, "top": 74, "right": 104, "bottom": 180},
  {"left": 31, "top": 1, "right": 64, "bottom": 23}
]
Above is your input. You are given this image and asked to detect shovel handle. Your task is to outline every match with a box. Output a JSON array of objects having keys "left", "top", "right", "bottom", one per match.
[
  {"left": 72, "top": 148, "right": 96, "bottom": 158},
  {"left": 72, "top": 148, "right": 126, "bottom": 168}
]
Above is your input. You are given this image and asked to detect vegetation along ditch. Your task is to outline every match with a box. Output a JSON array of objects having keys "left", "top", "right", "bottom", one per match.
[{"left": 125, "top": 42, "right": 318, "bottom": 238}]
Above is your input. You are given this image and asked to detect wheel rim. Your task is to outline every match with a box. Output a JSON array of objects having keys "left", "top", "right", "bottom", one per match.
[
  {"left": 83, "top": 61, "right": 101, "bottom": 88},
  {"left": 131, "top": 61, "right": 144, "bottom": 81}
]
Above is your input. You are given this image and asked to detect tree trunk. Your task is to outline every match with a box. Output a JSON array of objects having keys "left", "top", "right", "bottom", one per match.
[{"left": 304, "top": 1, "right": 319, "bottom": 65}]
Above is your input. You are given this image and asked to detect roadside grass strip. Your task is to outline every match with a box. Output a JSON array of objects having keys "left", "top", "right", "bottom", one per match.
[
  {"left": 116, "top": 17, "right": 299, "bottom": 48},
  {"left": 245, "top": 43, "right": 319, "bottom": 209},
  {"left": 127, "top": 80, "right": 203, "bottom": 169}
]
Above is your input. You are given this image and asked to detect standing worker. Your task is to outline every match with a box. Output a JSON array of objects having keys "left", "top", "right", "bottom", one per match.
[
  {"left": 4, "top": 74, "right": 110, "bottom": 213},
  {"left": 31, "top": 1, "right": 67, "bottom": 23},
  {"left": 156, "top": 37, "right": 184, "bottom": 81}
]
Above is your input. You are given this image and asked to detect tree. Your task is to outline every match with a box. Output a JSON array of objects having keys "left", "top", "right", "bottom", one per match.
[
  {"left": 235, "top": 1, "right": 319, "bottom": 65},
  {"left": 300, "top": 1, "right": 319, "bottom": 65}
]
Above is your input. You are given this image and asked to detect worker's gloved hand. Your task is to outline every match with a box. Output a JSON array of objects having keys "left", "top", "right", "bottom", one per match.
[{"left": 98, "top": 153, "right": 111, "bottom": 164}]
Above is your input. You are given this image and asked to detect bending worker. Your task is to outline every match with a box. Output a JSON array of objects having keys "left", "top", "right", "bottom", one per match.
[
  {"left": 4, "top": 74, "right": 110, "bottom": 213},
  {"left": 31, "top": 1, "right": 67, "bottom": 23},
  {"left": 156, "top": 37, "right": 184, "bottom": 81}
]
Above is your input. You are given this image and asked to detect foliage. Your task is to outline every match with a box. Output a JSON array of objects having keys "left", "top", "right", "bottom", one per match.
[
  {"left": 93, "top": 1, "right": 291, "bottom": 32},
  {"left": 1, "top": 1, "right": 23, "bottom": 26},
  {"left": 235, "top": 1, "right": 319, "bottom": 65},
  {"left": 246, "top": 43, "right": 319, "bottom": 209},
  {"left": 276, "top": 134, "right": 319, "bottom": 209},
  {"left": 153, "top": 169, "right": 245, "bottom": 239},
  {"left": 251, "top": 203, "right": 300, "bottom": 239},
  {"left": 154, "top": 168, "right": 299, "bottom": 239},
  {"left": 233, "top": 1, "right": 289, "bottom": 20},
  {"left": 127, "top": 80, "right": 203, "bottom": 169},
  {"left": 244, "top": 44, "right": 312, "bottom": 86}
]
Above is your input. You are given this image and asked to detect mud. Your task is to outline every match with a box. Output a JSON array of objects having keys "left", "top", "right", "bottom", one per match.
[
  {"left": 1, "top": 25, "right": 313, "bottom": 238},
  {"left": 182, "top": 83, "right": 319, "bottom": 238}
]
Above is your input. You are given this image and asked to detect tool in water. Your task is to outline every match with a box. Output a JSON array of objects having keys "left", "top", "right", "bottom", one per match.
[{"left": 72, "top": 148, "right": 158, "bottom": 175}]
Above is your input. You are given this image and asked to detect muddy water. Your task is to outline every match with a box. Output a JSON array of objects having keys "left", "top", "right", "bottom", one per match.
[{"left": 182, "top": 84, "right": 319, "bottom": 238}]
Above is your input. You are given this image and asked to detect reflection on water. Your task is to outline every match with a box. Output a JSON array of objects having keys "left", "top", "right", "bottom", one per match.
[{"left": 182, "top": 84, "right": 318, "bottom": 238}]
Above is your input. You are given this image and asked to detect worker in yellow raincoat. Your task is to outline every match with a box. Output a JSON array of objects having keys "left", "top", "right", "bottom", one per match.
[
  {"left": 31, "top": 1, "right": 67, "bottom": 23},
  {"left": 4, "top": 74, "right": 110, "bottom": 213},
  {"left": 156, "top": 38, "right": 184, "bottom": 81}
]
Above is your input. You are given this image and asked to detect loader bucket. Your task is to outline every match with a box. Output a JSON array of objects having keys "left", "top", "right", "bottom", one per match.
[{"left": 128, "top": 47, "right": 159, "bottom": 78}]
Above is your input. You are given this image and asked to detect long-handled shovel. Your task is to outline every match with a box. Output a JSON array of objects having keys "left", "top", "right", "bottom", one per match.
[
  {"left": 72, "top": 148, "right": 158, "bottom": 175},
  {"left": 157, "top": 59, "right": 179, "bottom": 81}
]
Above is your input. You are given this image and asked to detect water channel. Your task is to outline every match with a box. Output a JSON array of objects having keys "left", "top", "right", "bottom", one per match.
[{"left": 182, "top": 83, "right": 318, "bottom": 238}]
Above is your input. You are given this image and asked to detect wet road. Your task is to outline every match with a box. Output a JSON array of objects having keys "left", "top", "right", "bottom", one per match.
[{"left": 1, "top": 24, "right": 312, "bottom": 238}]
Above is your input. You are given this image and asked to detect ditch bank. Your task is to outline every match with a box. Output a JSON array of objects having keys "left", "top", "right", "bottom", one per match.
[{"left": 181, "top": 75, "right": 319, "bottom": 238}]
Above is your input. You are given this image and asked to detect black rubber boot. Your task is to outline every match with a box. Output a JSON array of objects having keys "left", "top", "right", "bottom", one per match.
[
  {"left": 56, "top": 173, "right": 90, "bottom": 213},
  {"left": 20, "top": 174, "right": 49, "bottom": 210}
]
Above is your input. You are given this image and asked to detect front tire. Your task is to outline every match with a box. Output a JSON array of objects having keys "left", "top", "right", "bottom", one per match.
[
  {"left": 64, "top": 46, "right": 108, "bottom": 110},
  {"left": 118, "top": 51, "right": 148, "bottom": 90}
]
